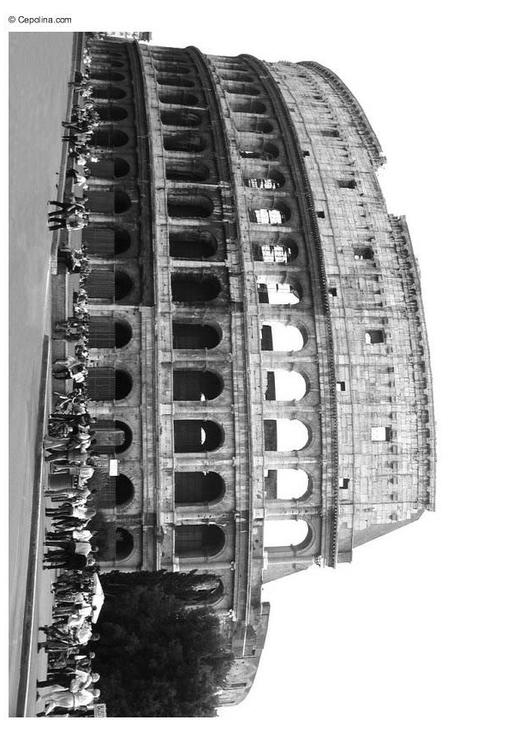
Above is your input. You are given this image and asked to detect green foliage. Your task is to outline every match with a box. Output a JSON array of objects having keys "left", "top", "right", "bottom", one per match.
[{"left": 94, "top": 571, "right": 233, "bottom": 717}]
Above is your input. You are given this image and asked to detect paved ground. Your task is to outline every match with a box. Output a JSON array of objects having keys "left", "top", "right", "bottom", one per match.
[{"left": 9, "top": 31, "right": 76, "bottom": 716}]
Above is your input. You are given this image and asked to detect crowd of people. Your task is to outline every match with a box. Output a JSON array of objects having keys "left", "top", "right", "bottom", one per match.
[{"left": 38, "top": 42, "right": 107, "bottom": 717}]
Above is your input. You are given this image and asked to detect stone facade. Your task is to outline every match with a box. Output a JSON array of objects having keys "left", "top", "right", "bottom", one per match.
[{"left": 82, "top": 37, "right": 436, "bottom": 706}]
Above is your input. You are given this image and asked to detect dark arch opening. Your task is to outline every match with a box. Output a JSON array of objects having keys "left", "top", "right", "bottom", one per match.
[
  {"left": 115, "top": 527, "right": 134, "bottom": 560},
  {"left": 173, "top": 370, "right": 223, "bottom": 400},
  {"left": 169, "top": 231, "right": 217, "bottom": 259},
  {"left": 115, "top": 474, "right": 134, "bottom": 506},
  {"left": 113, "top": 421, "right": 133, "bottom": 454},
  {"left": 114, "top": 227, "right": 130, "bottom": 254},
  {"left": 115, "top": 369, "right": 133, "bottom": 400},
  {"left": 244, "top": 168, "right": 285, "bottom": 189},
  {"left": 156, "top": 75, "right": 195, "bottom": 87},
  {"left": 89, "top": 127, "right": 128, "bottom": 148},
  {"left": 155, "top": 62, "right": 192, "bottom": 74},
  {"left": 92, "top": 86, "right": 126, "bottom": 100},
  {"left": 110, "top": 60, "right": 125, "bottom": 68},
  {"left": 113, "top": 158, "right": 130, "bottom": 178},
  {"left": 172, "top": 323, "right": 221, "bottom": 349},
  {"left": 114, "top": 270, "right": 133, "bottom": 301},
  {"left": 174, "top": 524, "right": 225, "bottom": 557},
  {"left": 225, "top": 83, "right": 260, "bottom": 96},
  {"left": 230, "top": 98, "right": 267, "bottom": 114},
  {"left": 239, "top": 140, "right": 279, "bottom": 160},
  {"left": 236, "top": 117, "right": 274, "bottom": 134},
  {"left": 91, "top": 70, "right": 125, "bottom": 82},
  {"left": 167, "top": 194, "right": 213, "bottom": 218},
  {"left": 114, "top": 319, "right": 132, "bottom": 348},
  {"left": 159, "top": 90, "right": 199, "bottom": 106},
  {"left": 173, "top": 420, "right": 223, "bottom": 452},
  {"left": 160, "top": 109, "right": 202, "bottom": 128},
  {"left": 114, "top": 190, "right": 131, "bottom": 214},
  {"left": 163, "top": 133, "right": 205, "bottom": 152},
  {"left": 88, "top": 157, "right": 130, "bottom": 180},
  {"left": 220, "top": 72, "right": 254, "bottom": 83},
  {"left": 94, "top": 105, "right": 128, "bottom": 122},
  {"left": 171, "top": 274, "right": 220, "bottom": 303},
  {"left": 174, "top": 472, "right": 225, "bottom": 505},
  {"left": 165, "top": 162, "right": 209, "bottom": 182},
  {"left": 253, "top": 239, "right": 298, "bottom": 263}
]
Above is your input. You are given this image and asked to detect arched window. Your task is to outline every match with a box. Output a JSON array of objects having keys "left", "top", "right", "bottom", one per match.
[
  {"left": 225, "top": 83, "right": 260, "bottom": 96},
  {"left": 235, "top": 117, "right": 274, "bottom": 134},
  {"left": 115, "top": 474, "right": 134, "bottom": 505},
  {"left": 172, "top": 370, "right": 223, "bottom": 400},
  {"left": 263, "top": 419, "right": 310, "bottom": 451},
  {"left": 91, "top": 419, "right": 132, "bottom": 454},
  {"left": 157, "top": 75, "right": 195, "bottom": 87},
  {"left": 115, "top": 527, "right": 134, "bottom": 560},
  {"left": 167, "top": 194, "right": 213, "bottom": 218},
  {"left": 253, "top": 241, "right": 297, "bottom": 263},
  {"left": 163, "top": 133, "right": 205, "bottom": 152},
  {"left": 173, "top": 420, "right": 223, "bottom": 452},
  {"left": 229, "top": 98, "right": 267, "bottom": 114},
  {"left": 174, "top": 472, "right": 225, "bottom": 504},
  {"left": 174, "top": 524, "right": 225, "bottom": 557},
  {"left": 86, "top": 368, "right": 132, "bottom": 401},
  {"left": 88, "top": 157, "right": 130, "bottom": 179},
  {"left": 172, "top": 322, "right": 221, "bottom": 349},
  {"left": 257, "top": 279, "right": 301, "bottom": 305},
  {"left": 244, "top": 168, "right": 284, "bottom": 189},
  {"left": 250, "top": 206, "right": 290, "bottom": 224},
  {"left": 114, "top": 190, "right": 131, "bottom": 213},
  {"left": 89, "top": 127, "right": 128, "bottom": 148},
  {"left": 264, "top": 469, "right": 310, "bottom": 500},
  {"left": 171, "top": 274, "right": 221, "bottom": 302},
  {"left": 165, "top": 162, "right": 209, "bottom": 182},
  {"left": 169, "top": 231, "right": 217, "bottom": 259},
  {"left": 263, "top": 519, "right": 312, "bottom": 550},
  {"left": 92, "top": 86, "right": 126, "bottom": 100},
  {"left": 220, "top": 72, "right": 254, "bottom": 83},
  {"left": 114, "top": 270, "right": 133, "bottom": 301},
  {"left": 83, "top": 226, "right": 130, "bottom": 255},
  {"left": 160, "top": 109, "right": 202, "bottom": 127},
  {"left": 88, "top": 317, "right": 132, "bottom": 348},
  {"left": 94, "top": 105, "right": 128, "bottom": 122},
  {"left": 90, "top": 70, "right": 125, "bottom": 82},
  {"left": 155, "top": 62, "right": 192, "bottom": 74},
  {"left": 238, "top": 140, "right": 279, "bottom": 160},
  {"left": 158, "top": 90, "right": 199, "bottom": 106},
  {"left": 265, "top": 370, "right": 307, "bottom": 401},
  {"left": 260, "top": 322, "right": 306, "bottom": 351}
]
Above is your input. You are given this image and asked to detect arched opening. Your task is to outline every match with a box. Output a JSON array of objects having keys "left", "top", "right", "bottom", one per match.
[
  {"left": 114, "top": 228, "right": 130, "bottom": 254},
  {"left": 159, "top": 90, "right": 199, "bottom": 106},
  {"left": 220, "top": 72, "right": 254, "bottom": 83},
  {"left": 155, "top": 62, "right": 192, "bottom": 74},
  {"left": 114, "top": 270, "right": 133, "bottom": 301},
  {"left": 171, "top": 274, "right": 220, "bottom": 302},
  {"left": 260, "top": 322, "right": 306, "bottom": 351},
  {"left": 83, "top": 226, "right": 131, "bottom": 256},
  {"left": 114, "top": 190, "right": 131, "bottom": 214},
  {"left": 94, "top": 105, "right": 128, "bottom": 122},
  {"left": 163, "top": 133, "right": 205, "bottom": 152},
  {"left": 229, "top": 98, "right": 267, "bottom": 114},
  {"left": 172, "top": 322, "right": 221, "bottom": 349},
  {"left": 115, "top": 369, "right": 133, "bottom": 400},
  {"left": 173, "top": 420, "right": 223, "bottom": 452},
  {"left": 114, "top": 421, "right": 133, "bottom": 453},
  {"left": 235, "top": 117, "right": 274, "bottom": 134},
  {"left": 110, "top": 60, "right": 125, "bottom": 68},
  {"left": 87, "top": 317, "right": 132, "bottom": 348},
  {"left": 91, "top": 419, "right": 132, "bottom": 453},
  {"left": 264, "top": 469, "right": 310, "bottom": 500},
  {"left": 115, "top": 527, "right": 134, "bottom": 560},
  {"left": 257, "top": 279, "right": 301, "bottom": 305},
  {"left": 238, "top": 139, "right": 279, "bottom": 160},
  {"left": 160, "top": 109, "right": 202, "bottom": 128},
  {"left": 169, "top": 231, "right": 217, "bottom": 259},
  {"left": 264, "top": 370, "right": 307, "bottom": 401},
  {"left": 89, "top": 128, "right": 128, "bottom": 148},
  {"left": 115, "top": 474, "right": 134, "bottom": 506},
  {"left": 174, "top": 524, "right": 225, "bottom": 557},
  {"left": 165, "top": 162, "right": 209, "bottom": 182},
  {"left": 92, "top": 86, "right": 126, "bottom": 100},
  {"left": 86, "top": 368, "right": 132, "bottom": 400},
  {"left": 250, "top": 205, "right": 291, "bottom": 224},
  {"left": 114, "top": 319, "right": 133, "bottom": 348},
  {"left": 244, "top": 168, "right": 285, "bottom": 189},
  {"left": 88, "top": 157, "right": 130, "bottom": 179},
  {"left": 167, "top": 194, "right": 213, "bottom": 218},
  {"left": 225, "top": 83, "right": 260, "bottom": 96},
  {"left": 90, "top": 70, "right": 125, "bottom": 82},
  {"left": 264, "top": 419, "right": 310, "bottom": 451},
  {"left": 174, "top": 472, "right": 225, "bottom": 504},
  {"left": 264, "top": 519, "right": 312, "bottom": 550},
  {"left": 173, "top": 370, "right": 223, "bottom": 400},
  {"left": 113, "top": 158, "right": 130, "bottom": 178},
  {"left": 156, "top": 75, "right": 195, "bottom": 87},
  {"left": 253, "top": 240, "right": 298, "bottom": 263}
]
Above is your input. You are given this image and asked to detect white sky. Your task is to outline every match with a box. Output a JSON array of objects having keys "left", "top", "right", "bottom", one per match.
[{"left": 2, "top": 1, "right": 530, "bottom": 748}]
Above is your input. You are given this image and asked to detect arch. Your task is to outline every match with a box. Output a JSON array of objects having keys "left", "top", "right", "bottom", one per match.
[
  {"left": 174, "top": 472, "right": 225, "bottom": 504},
  {"left": 174, "top": 524, "right": 225, "bottom": 557},
  {"left": 238, "top": 139, "right": 279, "bottom": 160},
  {"left": 220, "top": 72, "right": 254, "bottom": 83},
  {"left": 92, "top": 86, "right": 126, "bottom": 100},
  {"left": 115, "top": 474, "right": 134, "bottom": 506},
  {"left": 171, "top": 274, "right": 221, "bottom": 303},
  {"left": 264, "top": 519, "right": 312, "bottom": 551},
  {"left": 260, "top": 322, "right": 306, "bottom": 351},
  {"left": 109, "top": 60, "right": 125, "bottom": 68},
  {"left": 160, "top": 109, "right": 202, "bottom": 127},
  {"left": 87, "top": 317, "right": 132, "bottom": 348},
  {"left": 114, "top": 190, "right": 131, "bottom": 214},
  {"left": 90, "top": 70, "right": 125, "bottom": 82},
  {"left": 265, "top": 370, "right": 307, "bottom": 401},
  {"left": 173, "top": 420, "right": 224, "bottom": 452},
  {"left": 265, "top": 468, "right": 310, "bottom": 500},
  {"left": 94, "top": 105, "right": 128, "bottom": 122},
  {"left": 167, "top": 194, "right": 213, "bottom": 218},
  {"left": 257, "top": 279, "right": 301, "bottom": 305},
  {"left": 91, "top": 419, "right": 132, "bottom": 454},
  {"left": 156, "top": 75, "right": 195, "bottom": 87},
  {"left": 244, "top": 168, "right": 285, "bottom": 190},
  {"left": 235, "top": 117, "right": 274, "bottom": 134},
  {"left": 169, "top": 231, "right": 217, "bottom": 259},
  {"left": 229, "top": 98, "right": 267, "bottom": 114},
  {"left": 172, "top": 370, "right": 223, "bottom": 400},
  {"left": 225, "top": 83, "right": 260, "bottom": 96},
  {"left": 114, "top": 319, "right": 133, "bottom": 348},
  {"left": 88, "top": 157, "right": 130, "bottom": 179},
  {"left": 158, "top": 90, "right": 199, "bottom": 106},
  {"left": 89, "top": 127, "right": 128, "bottom": 148},
  {"left": 86, "top": 368, "right": 132, "bottom": 400},
  {"left": 115, "top": 527, "right": 134, "bottom": 560},
  {"left": 113, "top": 158, "right": 130, "bottom": 178},
  {"left": 163, "top": 133, "right": 205, "bottom": 152},
  {"left": 154, "top": 62, "right": 193, "bottom": 74},
  {"left": 114, "top": 270, "right": 133, "bottom": 301},
  {"left": 113, "top": 421, "right": 133, "bottom": 453},
  {"left": 250, "top": 205, "right": 291, "bottom": 224},
  {"left": 115, "top": 369, "right": 133, "bottom": 400},
  {"left": 264, "top": 419, "right": 310, "bottom": 451},
  {"left": 253, "top": 240, "right": 298, "bottom": 263},
  {"left": 172, "top": 322, "right": 221, "bottom": 349},
  {"left": 165, "top": 162, "right": 209, "bottom": 182}
]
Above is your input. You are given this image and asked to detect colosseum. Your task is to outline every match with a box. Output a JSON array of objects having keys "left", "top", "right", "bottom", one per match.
[{"left": 77, "top": 35, "right": 435, "bottom": 705}]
